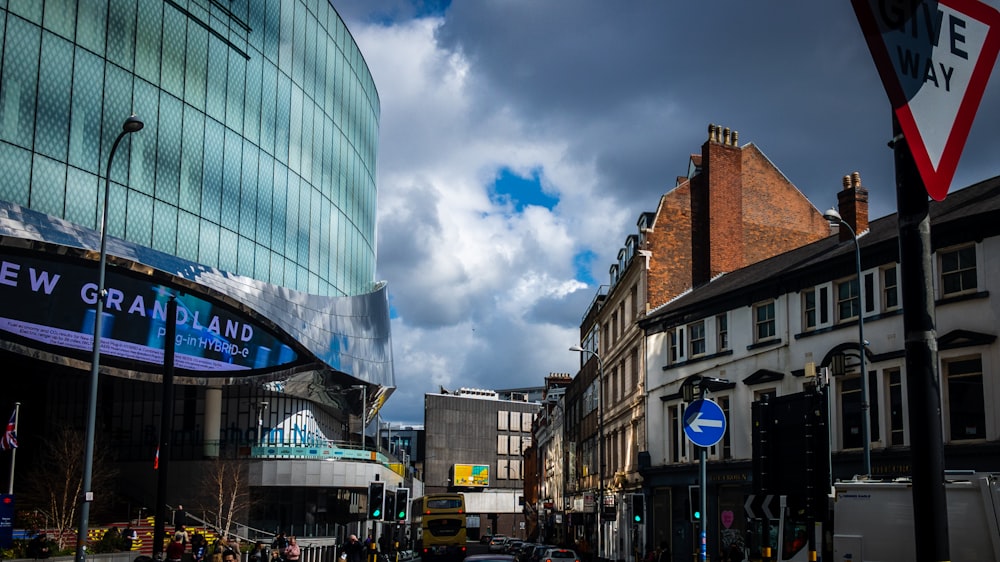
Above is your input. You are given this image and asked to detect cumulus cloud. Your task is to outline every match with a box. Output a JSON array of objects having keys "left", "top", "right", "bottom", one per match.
[{"left": 338, "top": 1, "right": 1000, "bottom": 425}]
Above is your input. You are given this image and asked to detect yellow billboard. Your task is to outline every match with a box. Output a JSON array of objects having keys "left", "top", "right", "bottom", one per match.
[{"left": 453, "top": 463, "right": 490, "bottom": 487}]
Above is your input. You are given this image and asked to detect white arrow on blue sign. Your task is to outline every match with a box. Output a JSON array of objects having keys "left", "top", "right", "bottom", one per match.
[{"left": 683, "top": 398, "right": 727, "bottom": 447}]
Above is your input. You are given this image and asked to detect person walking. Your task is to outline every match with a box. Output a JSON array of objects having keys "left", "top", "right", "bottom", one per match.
[
  {"left": 166, "top": 533, "right": 186, "bottom": 562},
  {"left": 341, "top": 534, "right": 366, "bottom": 562},
  {"left": 283, "top": 536, "right": 301, "bottom": 562}
]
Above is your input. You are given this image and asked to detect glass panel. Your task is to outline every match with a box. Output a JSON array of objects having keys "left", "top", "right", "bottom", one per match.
[
  {"left": 69, "top": 48, "right": 104, "bottom": 174},
  {"left": 221, "top": 129, "right": 241, "bottom": 231},
  {"left": 156, "top": 92, "right": 182, "bottom": 204},
  {"left": 106, "top": 0, "right": 136, "bottom": 70},
  {"left": 948, "top": 357, "right": 985, "bottom": 440},
  {"left": 152, "top": 200, "right": 178, "bottom": 255},
  {"left": 205, "top": 35, "right": 227, "bottom": 122},
  {"left": 219, "top": 227, "right": 237, "bottom": 273},
  {"left": 239, "top": 141, "right": 258, "bottom": 238},
  {"left": 0, "top": 141, "right": 31, "bottom": 204},
  {"left": 65, "top": 167, "right": 99, "bottom": 226},
  {"left": 8, "top": 0, "right": 41, "bottom": 23},
  {"left": 75, "top": 1, "right": 108, "bottom": 55},
  {"left": 130, "top": 80, "right": 158, "bottom": 196},
  {"left": 184, "top": 22, "right": 207, "bottom": 110},
  {"left": 29, "top": 154, "right": 66, "bottom": 217},
  {"left": 199, "top": 219, "right": 220, "bottom": 267},
  {"left": 125, "top": 190, "right": 153, "bottom": 247},
  {"left": 176, "top": 210, "right": 199, "bottom": 262},
  {"left": 244, "top": 53, "right": 262, "bottom": 144},
  {"left": 42, "top": 0, "right": 76, "bottom": 40},
  {"left": 889, "top": 370, "right": 904, "bottom": 446},
  {"left": 160, "top": 4, "right": 185, "bottom": 98},
  {"left": 35, "top": 32, "right": 73, "bottom": 161},
  {"left": 226, "top": 50, "right": 246, "bottom": 131},
  {"left": 840, "top": 377, "right": 862, "bottom": 449},
  {"left": 179, "top": 105, "right": 204, "bottom": 212},
  {"left": 201, "top": 119, "right": 224, "bottom": 223},
  {"left": 134, "top": 0, "right": 163, "bottom": 84},
  {"left": 238, "top": 235, "right": 254, "bottom": 277},
  {"left": 0, "top": 17, "right": 41, "bottom": 149}
]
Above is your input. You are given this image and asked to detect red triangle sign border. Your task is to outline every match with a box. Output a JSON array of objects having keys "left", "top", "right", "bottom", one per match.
[{"left": 853, "top": 0, "right": 1000, "bottom": 200}]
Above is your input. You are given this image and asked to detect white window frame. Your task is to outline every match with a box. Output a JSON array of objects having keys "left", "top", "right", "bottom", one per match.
[
  {"left": 835, "top": 277, "right": 860, "bottom": 324},
  {"left": 688, "top": 320, "right": 706, "bottom": 357},
  {"left": 753, "top": 301, "right": 776, "bottom": 342},
  {"left": 882, "top": 265, "right": 899, "bottom": 312},
  {"left": 939, "top": 244, "right": 978, "bottom": 298},
  {"left": 802, "top": 288, "right": 817, "bottom": 330}
]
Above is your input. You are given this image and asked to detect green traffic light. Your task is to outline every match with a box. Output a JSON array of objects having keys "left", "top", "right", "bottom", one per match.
[
  {"left": 398, "top": 511, "right": 406, "bottom": 519},
  {"left": 634, "top": 515, "right": 641, "bottom": 522},
  {"left": 693, "top": 511, "right": 700, "bottom": 520},
  {"left": 373, "top": 509, "right": 381, "bottom": 517}
]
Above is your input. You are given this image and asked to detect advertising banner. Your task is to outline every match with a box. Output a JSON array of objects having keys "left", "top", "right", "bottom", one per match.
[
  {"left": 0, "top": 252, "right": 299, "bottom": 374},
  {"left": 453, "top": 463, "right": 490, "bottom": 487}
]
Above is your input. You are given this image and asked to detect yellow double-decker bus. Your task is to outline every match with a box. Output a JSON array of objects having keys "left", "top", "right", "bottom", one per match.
[{"left": 410, "top": 493, "right": 467, "bottom": 561}]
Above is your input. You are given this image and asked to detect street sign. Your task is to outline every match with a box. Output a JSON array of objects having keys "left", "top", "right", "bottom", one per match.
[
  {"left": 743, "top": 494, "right": 777, "bottom": 521},
  {"left": 683, "top": 399, "right": 727, "bottom": 447},
  {"left": 853, "top": 0, "right": 1000, "bottom": 200}
]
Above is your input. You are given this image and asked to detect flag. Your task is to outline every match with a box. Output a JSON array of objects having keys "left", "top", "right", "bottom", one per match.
[{"left": 0, "top": 409, "right": 16, "bottom": 450}]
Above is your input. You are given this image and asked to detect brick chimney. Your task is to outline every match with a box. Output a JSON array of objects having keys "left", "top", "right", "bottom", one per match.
[
  {"left": 692, "top": 123, "right": 743, "bottom": 284},
  {"left": 836, "top": 171, "right": 869, "bottom": 242}
]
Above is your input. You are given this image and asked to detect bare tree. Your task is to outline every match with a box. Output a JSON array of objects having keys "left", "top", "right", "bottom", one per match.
[
  {"left": 196, "top": 458, "right": 255, "bottom": 538},
  {"left": 21, "top": 428, "right": 118, "bottom": 550}
]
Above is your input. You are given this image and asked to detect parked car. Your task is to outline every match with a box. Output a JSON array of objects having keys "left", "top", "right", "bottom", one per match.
[
  {"left": 541, "top": 548, "right": 580, "bottom": 562},
  {"left": 488, "top": 537, "right": 510, "bottom": 553},
  {"left": 480, "top": 534, "right": 498, "bottom": 545}
]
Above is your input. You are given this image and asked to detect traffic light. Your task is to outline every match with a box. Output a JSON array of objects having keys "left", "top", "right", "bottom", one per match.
[
  {"left": 396, "top": 488, "right": 410, "bottom": 521},
  {"left": 688, "top": 485, "right": 701, "bottom": 522},
  {"left": 631, "top": 494, "right": 645, "bottom": 523},
  {"left": 368, "top": 481, "right": 385, "bottom": 519},
  {"left": 383, "top": 487, "right": 397, "bottom": 521}
]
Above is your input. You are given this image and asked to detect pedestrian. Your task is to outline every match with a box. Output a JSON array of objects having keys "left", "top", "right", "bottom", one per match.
[
  {"left": 166, "top": 532, "right": 186, "bottom": 562},
  {"left": 271, "top": 532, "right": 288, "bottom": 554},
  {"left": 191, "top": 533, "right": 208, "bottom": 562},
  {"left": 28, "top": 532, "right": 50, "bottom": 560},
  {"left": 122, "top": 525, "right": 138, "bottom": 551},
  {"left": 223, "top": 549, "right": 239, "bottom": 562},
  {"left": 657, "top": 541, "right": 670, "bottom": 562},
  {"left": 176, "top": 505, "right": 188, "bottom": 532},
  {"left": 250, "top": 541, "right": 269, "bottom": 562},
  {"left": 284, "top": 536, "right": 301, "bottom": 562},
  {"left": 340, "top": 534, "right": 366, "bottom": 562}
]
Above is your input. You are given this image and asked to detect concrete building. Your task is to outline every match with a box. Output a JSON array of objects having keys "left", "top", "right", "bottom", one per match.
[
  {"left": 0, "top": 0, "right": 399, "bottom": 536},
  {"left": 640, "top": 174, "right": 1000, "bottom": 560},
  {"left": 423, "top": 388, "right": 543, "bottom": 541}
]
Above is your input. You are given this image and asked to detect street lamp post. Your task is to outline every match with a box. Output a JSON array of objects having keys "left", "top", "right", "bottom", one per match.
[
  {"left": 823, "top": 208, "right": 871, "bottom": 477},
  {"left": 570, "top": 345, "right": 604, "bottom": 562},
  {"left": 76, "top": 115, "right": 143, "bottom": 562}
]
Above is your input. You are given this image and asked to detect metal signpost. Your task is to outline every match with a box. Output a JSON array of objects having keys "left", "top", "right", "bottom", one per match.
[
  {"left": 852, "top": 2, "right": 1000, "bottom": 559},
  {"left": 684, "top": 396, "right": 727, "bottom": 562}
]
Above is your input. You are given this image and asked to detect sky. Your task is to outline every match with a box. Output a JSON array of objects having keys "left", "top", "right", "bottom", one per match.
[{"left": 330, "top": 1, "right": 1000, "bottom": 427}]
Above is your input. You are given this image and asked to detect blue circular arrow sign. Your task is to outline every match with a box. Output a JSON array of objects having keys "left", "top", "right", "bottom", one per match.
[{"left": 683, "top": 399, "right": 727, "bottom": 447}]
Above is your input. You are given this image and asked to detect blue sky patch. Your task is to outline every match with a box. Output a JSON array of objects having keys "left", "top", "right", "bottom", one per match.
[
  {"left": 573, "top": 250, "right": 597, "bottom": 286},
  {"left": 491, "top": 166, "right": 558, "bottom": 213}
]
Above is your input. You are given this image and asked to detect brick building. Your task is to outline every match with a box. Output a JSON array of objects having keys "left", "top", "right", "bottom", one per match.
[{"left": 556, "top": 125, "right": 830, "bottom": 561}]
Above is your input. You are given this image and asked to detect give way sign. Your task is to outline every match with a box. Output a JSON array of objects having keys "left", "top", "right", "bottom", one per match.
[{"left": 852, "top": 0, "right": 1000, "bottom": 200}]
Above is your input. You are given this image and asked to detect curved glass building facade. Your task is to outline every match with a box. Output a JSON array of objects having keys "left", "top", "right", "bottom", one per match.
[
  {"left": 0, "top": 0, "right": 378, "bottom": 297},
  {"left": 0, "top": 0, "right": 399, "bottom": 531}
]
